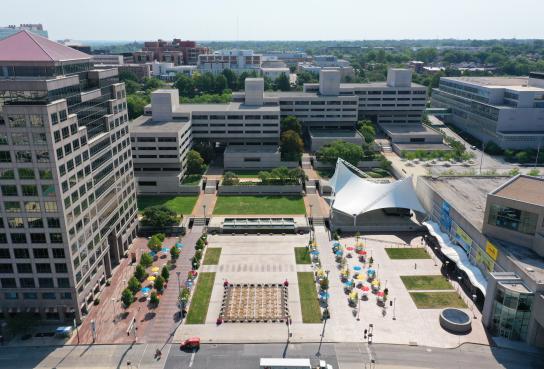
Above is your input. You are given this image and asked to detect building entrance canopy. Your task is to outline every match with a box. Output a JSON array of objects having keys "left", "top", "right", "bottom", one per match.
[{"left": 329, "top": 159, "right": 426, "bottom": 216}]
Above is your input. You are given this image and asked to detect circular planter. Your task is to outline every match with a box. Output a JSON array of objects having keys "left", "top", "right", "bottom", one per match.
[{"left": 439, "top": 308, "right": 471, "bottom": 333}]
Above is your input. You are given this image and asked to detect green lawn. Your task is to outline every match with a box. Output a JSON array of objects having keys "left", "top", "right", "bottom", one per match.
[
  {"left": 401, "top": 275, "right": 452, "bottom": 290},
  {"left": 213, "top": 196, "right": 306, "bottom": 215},
  {"left": 203, "top": 248, "right": 222, "bottom": 265},
  {"left": 231, "top": 170, "right": 263, "bottom": 178},
  {"left": 385, "top": 248, "right": 430, "bottom": 260},
  {"left": 297, "top": 272, "right": 321, "bottom": 323},
  {"left": 295, "top": 247, "right": 311, "bottom": 264},
  {"left": 409, "top": 292, "right": 467, "bottom": 309},
  {"left": 137, "top": 195, "right": 198, "bottom": 215},
  {"left": 186, "top": 272, "right": 216, "bottom": 324}
]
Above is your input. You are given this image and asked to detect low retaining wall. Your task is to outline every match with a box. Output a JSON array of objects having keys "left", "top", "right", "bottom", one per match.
[
  {"left": 137, "top": 225, "right": 186, "bottom": 237},
  {"left": 218, "top": 184, "right": 303, "bottom": 195}
]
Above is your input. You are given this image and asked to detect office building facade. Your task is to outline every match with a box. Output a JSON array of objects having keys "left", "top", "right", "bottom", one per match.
[
  {"left": 0, "top": 31, "right": 138, "bottom": 322},
  {"left": 432, "top": 74, "right": 544, "bottom": 149}
]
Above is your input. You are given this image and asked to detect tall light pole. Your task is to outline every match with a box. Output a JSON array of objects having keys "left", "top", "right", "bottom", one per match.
[
  {"left": 203, "top": 204, "right": 207, "bottom": 232},
  {"left": 176, "top": 271, "right": 182, "bottom": 318},
  {"left": 457, "top": 276, "right": 462, "bottom": 294},
  {"left": 479, "top": 141, "right": 486, "bottom": 175},
  {"left": 112, "top": 297, "right": 117, "bottom": 324},
  {"left": 471, "top": 294, "right": 477, "bottom": 319}
]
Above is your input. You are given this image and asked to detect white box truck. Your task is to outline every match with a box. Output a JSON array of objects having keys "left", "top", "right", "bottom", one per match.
[{"left": 259, "top": 358, "right": 333, "bottom": 369}]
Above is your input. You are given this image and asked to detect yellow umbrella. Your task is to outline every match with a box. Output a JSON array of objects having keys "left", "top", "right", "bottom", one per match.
[
  {"left": 349, "top": 291, "right": 358, "bottom": 300},
  {"left": 356, "top": 274, "right": 366, "bottom": 281},
  {"left": 151, "top": 266, "right": 160, "bottom": 272},
  {"left": 372, "top": 280, "right": 380, "bottom": 286},
  {"left": 147, "top": 276, "right": 156, "bottom": 282}
]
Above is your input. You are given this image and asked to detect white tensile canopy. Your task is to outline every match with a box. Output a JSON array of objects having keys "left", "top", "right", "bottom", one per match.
[{"left": 329, "top": 159, "right": 426, "bottom": 216}]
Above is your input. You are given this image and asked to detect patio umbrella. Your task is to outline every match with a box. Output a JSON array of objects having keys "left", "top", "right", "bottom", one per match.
[
  {"left": 310, "top": 250, "right": 320, "bottom": 256},
  {"left": 147, "top": 276, "right": 156, "bottom": 282},
  {"left": 343, "top": 281, "right": 354, "bottom": 287},
  {"left": 141, "top": 287, "right": 151, "bottom": 294},
  {"left": 349, "top": 291, "right": 358, "bottom": 300},
  {"left": 335, "top": 250, "right": 343, "bottom": 256},
  {"left": 356, "top": 250, "right": 367, "bottom": 255},
  {"left": 377, "top": 291, "right": 385, "bottom": 297},
  {"left": 372, "top": 280, "right": 380, "bottom": 287},
  {"left": 356, "top": 274, "right": 366, "bottom": 281},
  {"left": 346, "top": 247, "right": 354, "bottom": 251},
  {"left": 148, "top": 251, "right": 157, "bottom": 257},
  {"left": 319, "top": 291, "right": 330, "bottom": 299},
  {"left": 161, "top": 247, "right": 170, "bottom": 253},
  {"left": 151, "top": 266, "right": 160, "bottom": 272},
  {"left": 333, "top": 242, "right": 340, "bottom": 247},
  {"left": 359, "top": 285, "right": 370, "bottom": 292},
  {"left": 175, "top": 243, "right": 183, "bottom": 248},
  {"left": 353, "top": 266, "right": 362, "bottom": 271}
]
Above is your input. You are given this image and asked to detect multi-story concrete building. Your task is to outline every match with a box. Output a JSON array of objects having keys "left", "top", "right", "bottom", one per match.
[
  {"left": 0, "top": 31, "right": 138, "bottom": 322},
  {"left": 133, "top": 39, "right": 210, "bottom": 66},
  {"left": 131, "top": 89, "right": 192, "bottom": 194},
  {"left": 0, "top": 24, "right": 48, "bottom": 40},
  {"left": 416, "top": 175, "right": 544, "bottom": 347},
  {"left": 298, "top": 55, "right": 355, "bottom": 80},
  {"left": 431, "top": 74, "right": 544, "bottom": 149},
  {"left": 130, "top": 79, "right": 281, "bottom": 192},
  {"left": 198, "top": 49, "right": 262, "bottom": 75}
]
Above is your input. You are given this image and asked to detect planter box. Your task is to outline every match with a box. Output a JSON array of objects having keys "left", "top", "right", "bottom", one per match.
[
  {"left": 313, "top": 159, "right": 382, "bottom": 169},
  {"left": 218, "top": 184, "right": 303, "bottom": 195},
  {"left": 137, "top": 225, "right": 186, "bottom": 237}
]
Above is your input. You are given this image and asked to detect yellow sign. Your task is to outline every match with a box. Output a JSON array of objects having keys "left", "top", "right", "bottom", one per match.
[
  {"left": 454, "top": 225, "right": 472, "bottom": 252},
  {"left": 476, "top": 248, "right": 495, "bottom": 272},
  {"left": 486, "top": 241, "right": 499, "bottom": 261}
]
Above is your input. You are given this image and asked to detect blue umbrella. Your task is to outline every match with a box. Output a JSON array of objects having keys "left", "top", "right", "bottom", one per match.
[
  {"left": 343, "top": 281, "right": 354, "bottom": 287},
  {"left": 148, "top": 251, "right": 157, "bottom": 257},
  {"left": 335, "top": 250, "right": 343, "bottom": 256},
  {"left": 175, "top": 243, "right": 183, "bottom": 248},
  {"left": 319, "top": 292, "right": 330, "bottom": 299},
  {"left": 353, "top": 266, "right": 362, "bottom": 271},
  {"left": 141, "top": 287, "right": 151, "bottom": 293},
  {"left": 161, "top": 247, "right": 170, "bottom": 253},
  {"left": 185, "top": 280, "right": 193, "bottom": 287},
  {"left": 333, "top": 242, "right": 340, "bottom": 247},
  {"left": 310, "top": 250, "right": 320, "bottom": 256}
]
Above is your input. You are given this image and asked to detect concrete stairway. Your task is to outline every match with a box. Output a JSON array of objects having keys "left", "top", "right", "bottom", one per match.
[
  {"left": 301, "top": 154, "right": 312, "bottom": 169},
  {"left": 193, "top": 217, "right": 207, "bottom": 227}
]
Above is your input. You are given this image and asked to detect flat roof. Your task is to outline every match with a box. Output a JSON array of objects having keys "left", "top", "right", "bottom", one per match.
[
  {"left": 422, "top": 176, "right": 509, "bottom": 231},
  {"left": 380, "top": 124, "right": 441, "bottom": 135},
  {"left": 443, "top": 76, "right": 544, "bottom": 92},
  {"left": 130, "top": 116, "right": 190, "bottom": 133},
  {"left": 340, "top": 81, "right": 426, "bottom": 89},
  {"left": 492, "top": 175, "right": 544, "bottom": 207},
  {"left": 494, "top": 239, "right": 544, "bottom": 283},
  {"left": 176, "top": 102, "right": 280, "bottom": 113},
  {"left": 309, "top": 129, "right": 362, "bottom": 138},
  {"left": 394, "top": 143, "right": 451, "bottom": 151}
]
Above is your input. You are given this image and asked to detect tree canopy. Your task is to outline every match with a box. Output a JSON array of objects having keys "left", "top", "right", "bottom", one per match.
[
  {"left": 317, "top": 141, "right": 364, "bottom": 166},
  {"left": 141, "top": 206, "right": 178, "bottom": 227},
  {"left": 280, "top": 130, "right": 304, "bottom": 161}
]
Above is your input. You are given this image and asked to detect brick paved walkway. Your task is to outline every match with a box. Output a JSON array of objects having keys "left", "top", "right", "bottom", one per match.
[
  {"left": 140, "top": 226, "right": 203, "bottom": 343},
  {"left": 71, "top": 227, "right": 203, "bottom": 344}
]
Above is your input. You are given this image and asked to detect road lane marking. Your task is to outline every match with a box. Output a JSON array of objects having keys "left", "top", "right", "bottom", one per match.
[{"left": 189, "top": 350, "right": 196, "bottom": 367}]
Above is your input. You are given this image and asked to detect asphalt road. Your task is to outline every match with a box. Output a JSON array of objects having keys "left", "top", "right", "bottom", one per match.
[
  {"left": 0, "top": 342, "right": 540, "bottom": 368},
  {"left": 164, "top": 342, "right": 543, "bottom": 369}
]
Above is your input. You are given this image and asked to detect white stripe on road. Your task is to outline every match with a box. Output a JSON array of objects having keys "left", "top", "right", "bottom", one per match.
[{"left": 188, "top": 350, "right": 196, "bottom": 367}]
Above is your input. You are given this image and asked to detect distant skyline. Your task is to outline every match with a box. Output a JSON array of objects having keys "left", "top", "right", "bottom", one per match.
[{"left": 2, "top": 0, "right": 544, "bottom": 41}]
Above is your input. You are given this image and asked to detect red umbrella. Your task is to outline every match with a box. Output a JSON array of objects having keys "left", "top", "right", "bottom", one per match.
[
  {"left": 377, "top": 291, "right": 384, "bottom": 297},
  {"left": 360, "top": 285, "right": 370, "bottom": 291},
  {"left": 346, "top": 247, "right": 354, "bottom": 251},
  {"left": 357, "top": 250, "right": 367, "bottom": 255}
]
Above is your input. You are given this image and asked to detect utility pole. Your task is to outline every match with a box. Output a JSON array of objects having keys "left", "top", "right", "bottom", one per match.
[{"left": 479, "top": 140, "right": 486, "bottom": 175}]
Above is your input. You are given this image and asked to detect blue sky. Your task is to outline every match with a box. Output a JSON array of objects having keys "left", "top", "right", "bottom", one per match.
[{"left": 2, "top": 0, "right": 544, "bottom": 41}]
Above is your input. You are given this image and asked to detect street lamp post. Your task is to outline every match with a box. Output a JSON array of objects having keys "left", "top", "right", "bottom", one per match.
[
  {"left": 445, "top": 260, "right": 450, "bottom": 279},
  {"left": 112, "top": 298, "right": 117, "bottom": 323},
  {"left": 202, "top": 204, "right": 207, "bottom": 232},
  {"left": 457, "top": 276, "right": 462, "bottom": 294},
  {"left": 176, "top": 271, "right": 182, "bottom": 318},
  {"left": 479, "top": 141, "right": 486, "bottom": 175},
  {"left": 392, "top": 297, "right": 396, "bottom": 320},
  {"left": 472, "top": 294, "right": 477, "bottom": 319}
]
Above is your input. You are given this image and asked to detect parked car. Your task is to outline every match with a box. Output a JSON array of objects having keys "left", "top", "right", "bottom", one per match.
[{"left": 180, "top": 337, "right": 200, "bottom": 350}]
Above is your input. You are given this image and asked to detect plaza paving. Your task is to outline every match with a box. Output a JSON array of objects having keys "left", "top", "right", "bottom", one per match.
[{"left": 174, "top": 228, "right": 489, "bottom": 348}]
